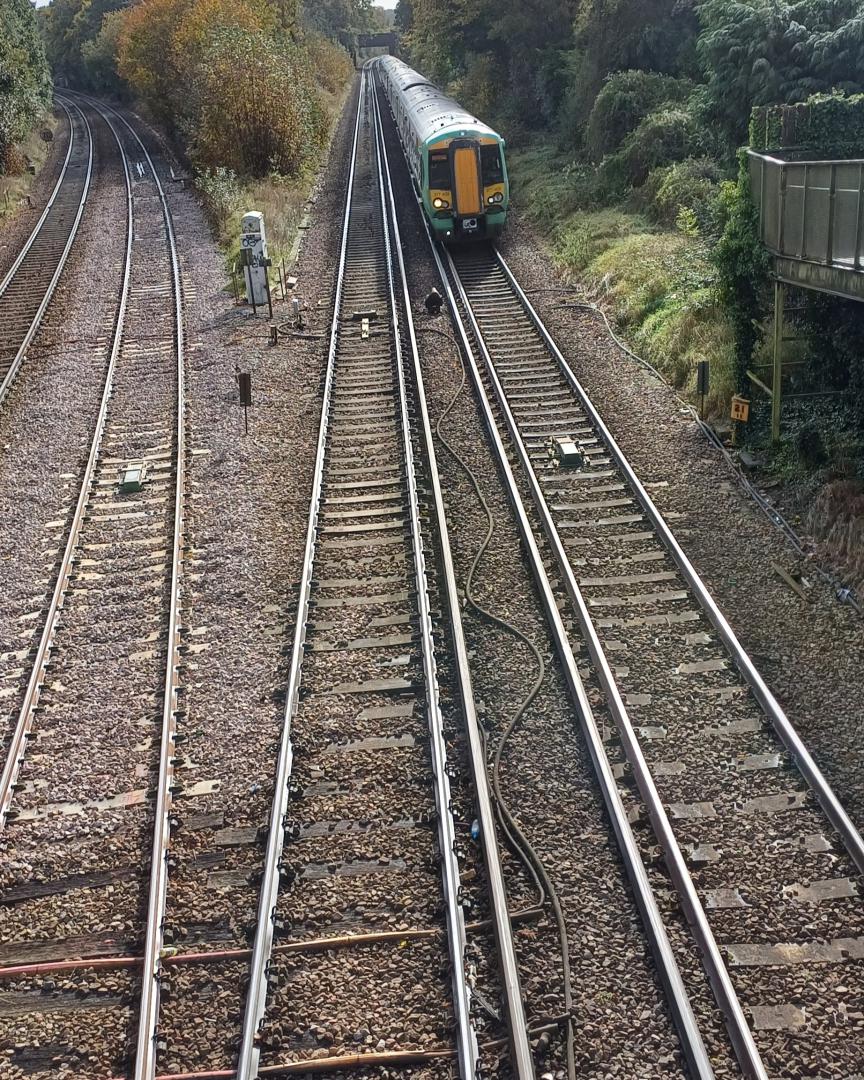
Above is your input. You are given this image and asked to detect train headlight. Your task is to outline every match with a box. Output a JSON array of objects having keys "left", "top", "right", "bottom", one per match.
[
  {"left": 487, "top": 192, "right": 504, "bottom": 205},
  {"left": 432, "top": 197, "right": 450, "bottom": 209}
]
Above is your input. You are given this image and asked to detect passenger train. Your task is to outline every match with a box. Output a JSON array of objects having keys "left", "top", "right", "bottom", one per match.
[{"left": 375, "top": 56, "right": 509, "bottom": 242}]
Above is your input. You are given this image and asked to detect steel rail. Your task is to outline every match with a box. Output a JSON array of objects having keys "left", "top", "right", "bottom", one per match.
[
  {"left": 370, "top": 76, "right": 514, "bottom": 1077},
  {"left": 445, "top": 248, "right": 767, "bottom": 1077},
  {"left": 373, "top": 70, "right": 717, "bottom": 1075},
  {"left": 370, "top": 72, "right": 534, "bottom": 1078},
  {"left": 370, "top": 80, "right": 479, "bottom": 1079},
  {"left": 238, "top": 71, "right": 483, "bottom": 1080},
  {"left": 0, "top": 101, "right": 134, "bottom": 828},
  {"left": 76, "top": 96, "right": 189, "bottom": 1080},
  {"left": 493, "top": 247, "right": 864, "bottom": 879},
  {"left": 0, "top": 96, "right": 94, "bottom": 408},
  {"left": 66, "top": 88, "right": 189, "bottom": 1079},
  {"left": 413, "top": 215, "right": 717, "bottom": 1076},
  {"left": 234, "top": 75, "right": 366, "bottom": 1080},
  {"left": 0, "top": 100, "right": 77, "bottom": 299},
  {"left": 377, "top": 62, "right": 721, "bottom": 1077}
]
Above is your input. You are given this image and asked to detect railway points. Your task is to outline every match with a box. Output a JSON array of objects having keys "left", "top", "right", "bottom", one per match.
[{"left": 1, "top": 56, "right": 864, "bottom": 1080}]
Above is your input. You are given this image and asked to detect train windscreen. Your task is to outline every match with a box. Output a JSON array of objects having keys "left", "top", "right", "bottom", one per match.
[
  {"left": 481, "top": 145, "right": 504, "bottom": 185},
  {"left": 429, "top": 151, "right": 450, "bottom": 188}
]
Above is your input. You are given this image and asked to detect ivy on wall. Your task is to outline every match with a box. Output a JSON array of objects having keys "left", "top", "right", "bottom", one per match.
[
  {"left": 712, "top": 150, "right": 772, "bottom": 390},
  {"left": 751, "top": 91, "right": 864, "bottom": 157}
]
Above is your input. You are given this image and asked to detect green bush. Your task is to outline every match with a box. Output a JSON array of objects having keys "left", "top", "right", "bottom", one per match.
[
  {"left": 586, "top": 70, "right": 690, "bottom": 163},
  {"left": 553, "top": 209, "right": 642, "bottom": 273},
  {"left": 507, "top": 146, "right": 587, "bottom": 221},
  {"left": 638, "top": 157, "right": 721, "bottom": 230},
  {"left": 505, "top": 147, "right": 738, "bottom": 416},
  {"left": 586, "top": 229, "right": 690, "bottom": 322},
  {"left": 196, "top": 166, "right": 242, "bottom": 237},
  {"left": 615, "top": 106, "right": 703, "bottom": 187},
  {"left": 578, "top": 226, "right": 737, "bottom": 409}
]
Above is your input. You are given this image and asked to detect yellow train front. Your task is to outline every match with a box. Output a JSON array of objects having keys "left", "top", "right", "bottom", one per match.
[{"left": 376, "top": 56, "right": 509, "bottom": 242}]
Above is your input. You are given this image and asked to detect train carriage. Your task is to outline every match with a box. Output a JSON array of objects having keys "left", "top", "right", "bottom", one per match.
[{"left": 375, "top": 56, "right": 509, "bottom": 242}]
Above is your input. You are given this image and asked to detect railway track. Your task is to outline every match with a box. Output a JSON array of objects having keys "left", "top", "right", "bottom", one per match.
[
  {"left": 0, "top": 97, "right": 93, "bottom": 407},
  {"left": 6, "top": 64, "right": 858, "bottom": 1080},
  {"left": 233, "top": 69, "right": 534, "bottom": 1080},
  {"left": 1, "top": 79, "right": 541, "bottom": 1080},
  {"left": 415, "top": 211, "right": 864, "bottom": 1072},
  {"left": 0, "top": 96, "right": 187, "bottom": 1079}
]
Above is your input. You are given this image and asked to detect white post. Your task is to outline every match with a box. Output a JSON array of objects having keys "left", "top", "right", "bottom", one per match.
[{"left": 241, "top": 210, "right": 269, "bottom": 307}]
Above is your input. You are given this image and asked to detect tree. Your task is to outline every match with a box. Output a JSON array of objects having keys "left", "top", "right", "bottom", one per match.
[
  {"left": 42, "top": 0, "right": 127, "bottom": 87},
  {"left": 115, "top": 0, "right": 192, "bottom": 127},
  {"left": 0, "top": 0, "right": 52, "bottom": 171},
  {"left": 697, "top": 0, "right": 864, "bottom": 144},
  {"left": 80, "top": 10, "right": 126, "bottom": 93},
  {"left": 403, "top": 0, "right": 579, "bottom": 125},
  {"left": 301, "top": 0, "right": 375, "bottom": 36},
  {"left": 173, "top": 0, "right": 275, "bottom": 72},
  {"left": 561, "top": 0, "right": 700, "bottom": 140},
  {"left": 395, "top": 0, "right": 412, "bottom": 33},
  {"left": 269, "top": 0, "right": 300, "bottom": 32},
  {"left": 116, "top": 0, "right": 272, "bottom": 130}
]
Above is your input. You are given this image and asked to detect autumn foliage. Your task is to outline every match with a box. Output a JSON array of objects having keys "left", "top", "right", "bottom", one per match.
[
  {"left": 38, "top": 0, "right": 376, "bottom": 179},
  {"left": 193, "top": 28, "right": 327, "bottom": 176},
  {"left": 110, "top": 0, "right": 350, "bottom": 179}
]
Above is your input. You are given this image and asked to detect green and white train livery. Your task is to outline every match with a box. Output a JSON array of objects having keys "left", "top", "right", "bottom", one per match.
[{"left": 376, "top": 56, "right": 509, "bottom": 242}]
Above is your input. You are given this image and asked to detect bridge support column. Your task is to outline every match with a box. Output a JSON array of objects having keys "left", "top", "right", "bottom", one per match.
[{"left": 771, "top": 280, "right": 785, "bottom": 442}]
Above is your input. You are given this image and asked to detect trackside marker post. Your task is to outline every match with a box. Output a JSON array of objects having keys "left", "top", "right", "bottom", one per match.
[
  {"left": 730, "top": 395, "right": 749, "bottom": 446},
  {"left": 696, "top": 359, "right": 709, "bottom": 420},
  {"left": 238, "top": 371, "right": 252, "bottom": 434}
]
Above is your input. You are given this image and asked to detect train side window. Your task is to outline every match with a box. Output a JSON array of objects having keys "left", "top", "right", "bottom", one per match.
[
  {"left": 429, "top": 151, "right": 450, "bottom": 188},
  {"left": 481, "top": 145, "right": 504, "bottom": 184}
]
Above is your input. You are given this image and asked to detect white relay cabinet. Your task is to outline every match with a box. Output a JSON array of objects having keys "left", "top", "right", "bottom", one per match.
[{"left": 240, "top": 211, "right": 269, "bottom": 308}]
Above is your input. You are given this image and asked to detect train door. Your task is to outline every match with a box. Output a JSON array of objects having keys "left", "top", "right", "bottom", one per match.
[{"left": 450, "top": 141, "right": 482, "bottom": 218}]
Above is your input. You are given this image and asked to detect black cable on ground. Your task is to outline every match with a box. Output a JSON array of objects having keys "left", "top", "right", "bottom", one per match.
[{"left": 417, "top": 322, "right": 577, "bottom": 1080}]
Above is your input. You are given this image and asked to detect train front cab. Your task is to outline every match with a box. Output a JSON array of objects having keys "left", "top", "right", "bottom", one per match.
[{"left": 426, "top": 136, "right": 508, "bottom": 242}]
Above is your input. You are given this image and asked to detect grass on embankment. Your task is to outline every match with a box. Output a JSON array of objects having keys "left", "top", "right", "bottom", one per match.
[
  {"left": 0, "top": 117, "right": 59, "bottom": 224},
  {"left": 508, "top": 144, "right": 737, "bottom": 418}
]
